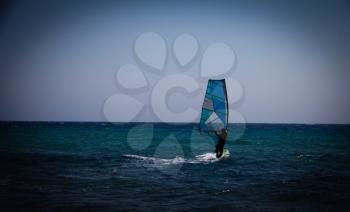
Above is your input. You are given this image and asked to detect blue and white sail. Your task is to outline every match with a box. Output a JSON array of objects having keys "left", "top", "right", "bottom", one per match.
[{"left": 199, "top": 79, "right": 229, "bottom": 132}]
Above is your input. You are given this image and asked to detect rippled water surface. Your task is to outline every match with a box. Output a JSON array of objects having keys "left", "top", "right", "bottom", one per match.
[{"left": 1, "top": 122, "right": 350, "bottom": 211}]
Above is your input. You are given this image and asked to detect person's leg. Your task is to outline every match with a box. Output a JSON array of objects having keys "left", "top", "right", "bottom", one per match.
[
  {"left": 215, "top": 144, "right": 219, "bottom": 157},
  {"left": 218, "top": 145, "right": 224, "bottom": 157}
]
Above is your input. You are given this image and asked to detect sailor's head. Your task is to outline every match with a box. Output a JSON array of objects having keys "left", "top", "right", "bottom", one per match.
[{"left": 221, "top": 128, "right": 227, "bottom": 133}]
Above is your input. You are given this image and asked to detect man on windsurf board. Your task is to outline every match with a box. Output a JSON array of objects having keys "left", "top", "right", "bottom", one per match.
[{"left": 215, "top": 128, "right": 227, "bottom": 158}]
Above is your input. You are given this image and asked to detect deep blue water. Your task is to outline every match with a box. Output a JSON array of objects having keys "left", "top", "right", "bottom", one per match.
[{"left": 1, "top": 122, "right": 350, "bottom": 211}]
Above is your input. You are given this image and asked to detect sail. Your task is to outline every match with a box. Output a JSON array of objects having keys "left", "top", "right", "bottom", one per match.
[{"left": 199, "top": 79, "right": 229, "bottom": 132}]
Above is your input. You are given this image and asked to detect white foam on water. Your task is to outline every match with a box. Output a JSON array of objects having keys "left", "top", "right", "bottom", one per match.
[
  {"left": 193, "top": 151, "right": 230, "bottom": 163},
  {"left": 123, "top": 154, "right": 186, "bottom": 165},
  {"left": 123, "top": 151, "right": 229, "bottom": 166}
]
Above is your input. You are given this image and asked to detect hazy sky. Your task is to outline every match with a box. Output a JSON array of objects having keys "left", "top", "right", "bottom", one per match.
[{"left": 1, "top": 0, "right": 350, "bottom": 124}]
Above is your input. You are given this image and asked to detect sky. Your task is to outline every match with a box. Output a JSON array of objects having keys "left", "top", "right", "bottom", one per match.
[{"left": 0, "top": 0, "right": 350, "bottom": 124}]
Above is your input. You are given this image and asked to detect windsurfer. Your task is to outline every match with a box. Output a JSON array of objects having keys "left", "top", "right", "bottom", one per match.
[{"left": 215, "top": 128, "right": 227, "bottom": 158}]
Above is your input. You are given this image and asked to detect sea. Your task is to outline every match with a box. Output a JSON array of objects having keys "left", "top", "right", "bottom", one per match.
[{"left": 0, "top": 122, "right": 350, "bottom": 211}]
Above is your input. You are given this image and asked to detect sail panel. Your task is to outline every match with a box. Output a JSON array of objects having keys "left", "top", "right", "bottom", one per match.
[{"left": 199, "top": 79, "right": 229, "bottom": 132}]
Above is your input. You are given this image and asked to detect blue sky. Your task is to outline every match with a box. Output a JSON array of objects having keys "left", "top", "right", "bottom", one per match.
[{"left": 0, "top": 0, "right": 349, "bottom": 124}]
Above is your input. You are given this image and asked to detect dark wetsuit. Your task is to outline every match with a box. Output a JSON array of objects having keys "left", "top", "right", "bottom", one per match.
[
  {"left": 215, "top": 138, "right": 226, "bottom": 158},
  {"left": 215, "top": 130, "right": 227, "bottom": 158}
]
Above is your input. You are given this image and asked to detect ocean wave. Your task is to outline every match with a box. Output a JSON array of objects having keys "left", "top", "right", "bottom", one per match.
[
  {"left": 296, "top": 153, "right": 330, "bottom": 159},
  {"left": 123, "top": 151, "right": 229, "bottom": 165}
]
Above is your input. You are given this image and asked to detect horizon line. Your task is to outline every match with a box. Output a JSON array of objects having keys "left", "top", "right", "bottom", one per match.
[{"left": 0, "top": 121, "right": 349, "bottom": 125}]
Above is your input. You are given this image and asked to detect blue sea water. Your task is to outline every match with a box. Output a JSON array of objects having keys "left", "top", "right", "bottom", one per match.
[{"left": 0, "top": 122, "right": 350, "bottom": 211}]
